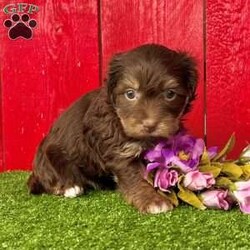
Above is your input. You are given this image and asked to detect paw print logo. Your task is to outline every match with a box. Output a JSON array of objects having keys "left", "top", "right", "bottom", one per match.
[{"left": 3, "top": 14, "right": 37, "bottom": 40}]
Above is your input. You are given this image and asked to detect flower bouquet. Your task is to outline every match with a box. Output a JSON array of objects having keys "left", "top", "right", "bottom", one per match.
[{"left": 144, "top": 132, "right": 250, "bottom": 213}]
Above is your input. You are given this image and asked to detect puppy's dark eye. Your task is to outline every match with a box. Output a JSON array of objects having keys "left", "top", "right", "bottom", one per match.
[
  {"left": 164, "top": 89, "right": 177, "bottom": 101},
  {"left": 124, "top": 89, "right": 137, "bottom": 100}
]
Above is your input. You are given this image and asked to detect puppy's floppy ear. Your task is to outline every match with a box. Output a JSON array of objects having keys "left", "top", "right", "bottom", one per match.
[
  {"left": 181, "top": 52, "right": 198, "bottom": 101},
  {"left": 106, "top": 52, "right": 125, "bottom": 104},
  {"left": 177, "top": 53, "right": 198, "bottom": 113},
  {"left": 179, "top": 52, "right": 198, "bottom": 101}
]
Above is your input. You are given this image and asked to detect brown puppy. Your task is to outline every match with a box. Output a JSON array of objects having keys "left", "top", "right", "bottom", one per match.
[{"left": 27, "top": 44, "right": 198, "bottom": 213}]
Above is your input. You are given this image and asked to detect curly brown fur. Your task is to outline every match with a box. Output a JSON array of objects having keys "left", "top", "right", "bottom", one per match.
[{"left": 27, "top": 44, "right": 198, "bottom": 213}]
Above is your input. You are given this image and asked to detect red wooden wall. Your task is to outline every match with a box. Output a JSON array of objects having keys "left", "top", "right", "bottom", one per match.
[
  {"left": 0, "top": 0, "right": 100, "bottom": 171},
  {"left": 0, "top": 0, "right": 249, "bottom": 171},
  {"left": 206, "top": 0, "right": 250, "bottom": 156}
]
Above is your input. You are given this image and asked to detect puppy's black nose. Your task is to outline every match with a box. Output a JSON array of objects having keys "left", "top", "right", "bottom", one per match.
[{"left": 142, "top": 120, "right": 156, "bottom": 133}]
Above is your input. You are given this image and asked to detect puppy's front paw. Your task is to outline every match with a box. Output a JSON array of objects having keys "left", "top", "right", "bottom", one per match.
[
  {"left": 64, "top": 185, "right": 84, "bottom": 198},
  {"left": 146, "top": 199, "right": 173, "bottom": 214},
  {"left": 132, "top": 193, "right": 173, "bottom": 214},
  {"left": 144, "top": 198, "right": 173, "bottom": 214}
]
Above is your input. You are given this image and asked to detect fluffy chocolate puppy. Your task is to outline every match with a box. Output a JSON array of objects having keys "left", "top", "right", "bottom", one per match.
[{"left": 28, "top": 44, "right": 198, "bottom": 213}]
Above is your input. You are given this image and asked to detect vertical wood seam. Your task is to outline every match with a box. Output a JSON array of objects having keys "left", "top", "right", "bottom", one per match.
[
  {"left": 203, "top": 0, "right": 207, "bottom": 144},
  {"left": 97, "top": 0, "right": 103, "bottom": 86},
  {"left": 0, "top": 64, "right": 5, "bottom": 171}
]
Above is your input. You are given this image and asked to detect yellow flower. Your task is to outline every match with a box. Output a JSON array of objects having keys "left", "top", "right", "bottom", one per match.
[{"left": 178, "top": 151, "right": 190, "bottom": 161}]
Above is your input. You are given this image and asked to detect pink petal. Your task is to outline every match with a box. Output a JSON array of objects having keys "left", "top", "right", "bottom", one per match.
[
  {"left": 144, "top": 142, "right": 166, "bottom": 161},
  {"left": 158, "top": 169, "right": 170, "bottom": 191},
  {"left": 172, "top": 156, "right": 194, "bottom": 173},
  {"left": 146, "top": 162, "right": 161, "bottom": 172},
  {"left": 192, "top": 138, "right": 205, "bottom": 159},
  {"left": 235, "top": 180, "right": 250, "bottom": 191},
  {"left": 233, "top": 190, "right": 250, "bottom": 203},
  {"left": 183, "top": 171, "right": 198, "bottom": 188},
  {"left": 217, "top": 191, "right": 230, "bottom": 210},
  {"left": 207, "top": 146, "right": 218, "bottom": 159},
  {"left": 183, "top": 170, "right": 213, "bottom": 191},
  {"left": 168, "top": 170, "right": 179, "bottom": 186},
  {"left": 239, "top": 197, "right": 250, "bottom": 214},
  {"left": 203, "top": 173, "right": 216, "bottom": 187},
  {"left": 144, "top": 151, "right": 161, "bottom": 162},
  {"left": 154, "top": 169, "right": 161, "bottom": 188},
  {"left": 162, "top": 150, "right": 175, "bottom": 166},
  {"left": 194, "top": 176, "right": 208, "bottom": 190},
  {"left": 201, "top": 190, "right": 230, "bottom": 210},
  {"left": 201, "top": 191, "right": 219, "bottom": 207}
]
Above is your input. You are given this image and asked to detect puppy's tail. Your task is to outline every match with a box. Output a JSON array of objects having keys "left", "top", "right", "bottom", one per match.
[{"left": 27, "top": 173, "right": 45, "bottom": 195}]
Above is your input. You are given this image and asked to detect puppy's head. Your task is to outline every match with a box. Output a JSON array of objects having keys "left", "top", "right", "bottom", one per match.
[{"left": 106, "top": 44, "right": 198, "bottom": 139}]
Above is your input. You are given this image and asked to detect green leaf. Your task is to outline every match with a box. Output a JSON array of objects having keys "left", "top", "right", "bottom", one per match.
[
  {"left": 238, "top": 145, "right": 250, "bottom": 164},
  {"left": 221, "top": 162, "right": 243, "bottom": 179},
  {"left": 177, "top": 180, "right": 206, "bottom": 210},
  {"left": 241, "top": 164, "right": 250, "bottom": 179},
  {"left": 200, "top": 150, "right": 211, "bottom": 165},
  {"left": 213, "top": 134, "right": 236, "bottom": 161},
  {"left": 160, "top": 190, "right": 179, "bottom": 207},
  {"left": 215, "top": 176, "right": 236, "bottom": 191},
  {"left": 199, "top": 164, "right": 221, "bottom": 178}
]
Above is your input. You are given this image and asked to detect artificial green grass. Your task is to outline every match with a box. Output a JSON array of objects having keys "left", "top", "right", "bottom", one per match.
[{"left": 0, "top": 172, "right": 250, "bottom": 250}]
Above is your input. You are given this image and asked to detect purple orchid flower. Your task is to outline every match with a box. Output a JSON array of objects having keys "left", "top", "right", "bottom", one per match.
[
  {"left": 144, "top": 145, "right": 175, "bottom": 171},
  {"left": 169, "top": 133, "right": 205, "bottom": 172},
  {"left": 144, "top": 132, "right": 206, "bottom": 174}
]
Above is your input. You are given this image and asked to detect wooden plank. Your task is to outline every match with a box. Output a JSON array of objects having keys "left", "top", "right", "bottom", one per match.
[
  {"left": 101, "top": 0, "right": 205, "bottom": 139},
  {"left": 0, "top": 78, "right": 3, "bottom": 171},
  {"left": 0, "top": 0, "right": 100, "bottom": 170},
  {"left": 206, "top": 0, "right": 250, "bottom": 158}
]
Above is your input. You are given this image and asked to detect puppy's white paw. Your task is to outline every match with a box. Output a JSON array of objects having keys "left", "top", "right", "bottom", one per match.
[
  {"left": 147, "top": 202, "right": 173, "bottom": 214},
  {"left": 64, "top": 185, "right": 83, "bottom": 198}
]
